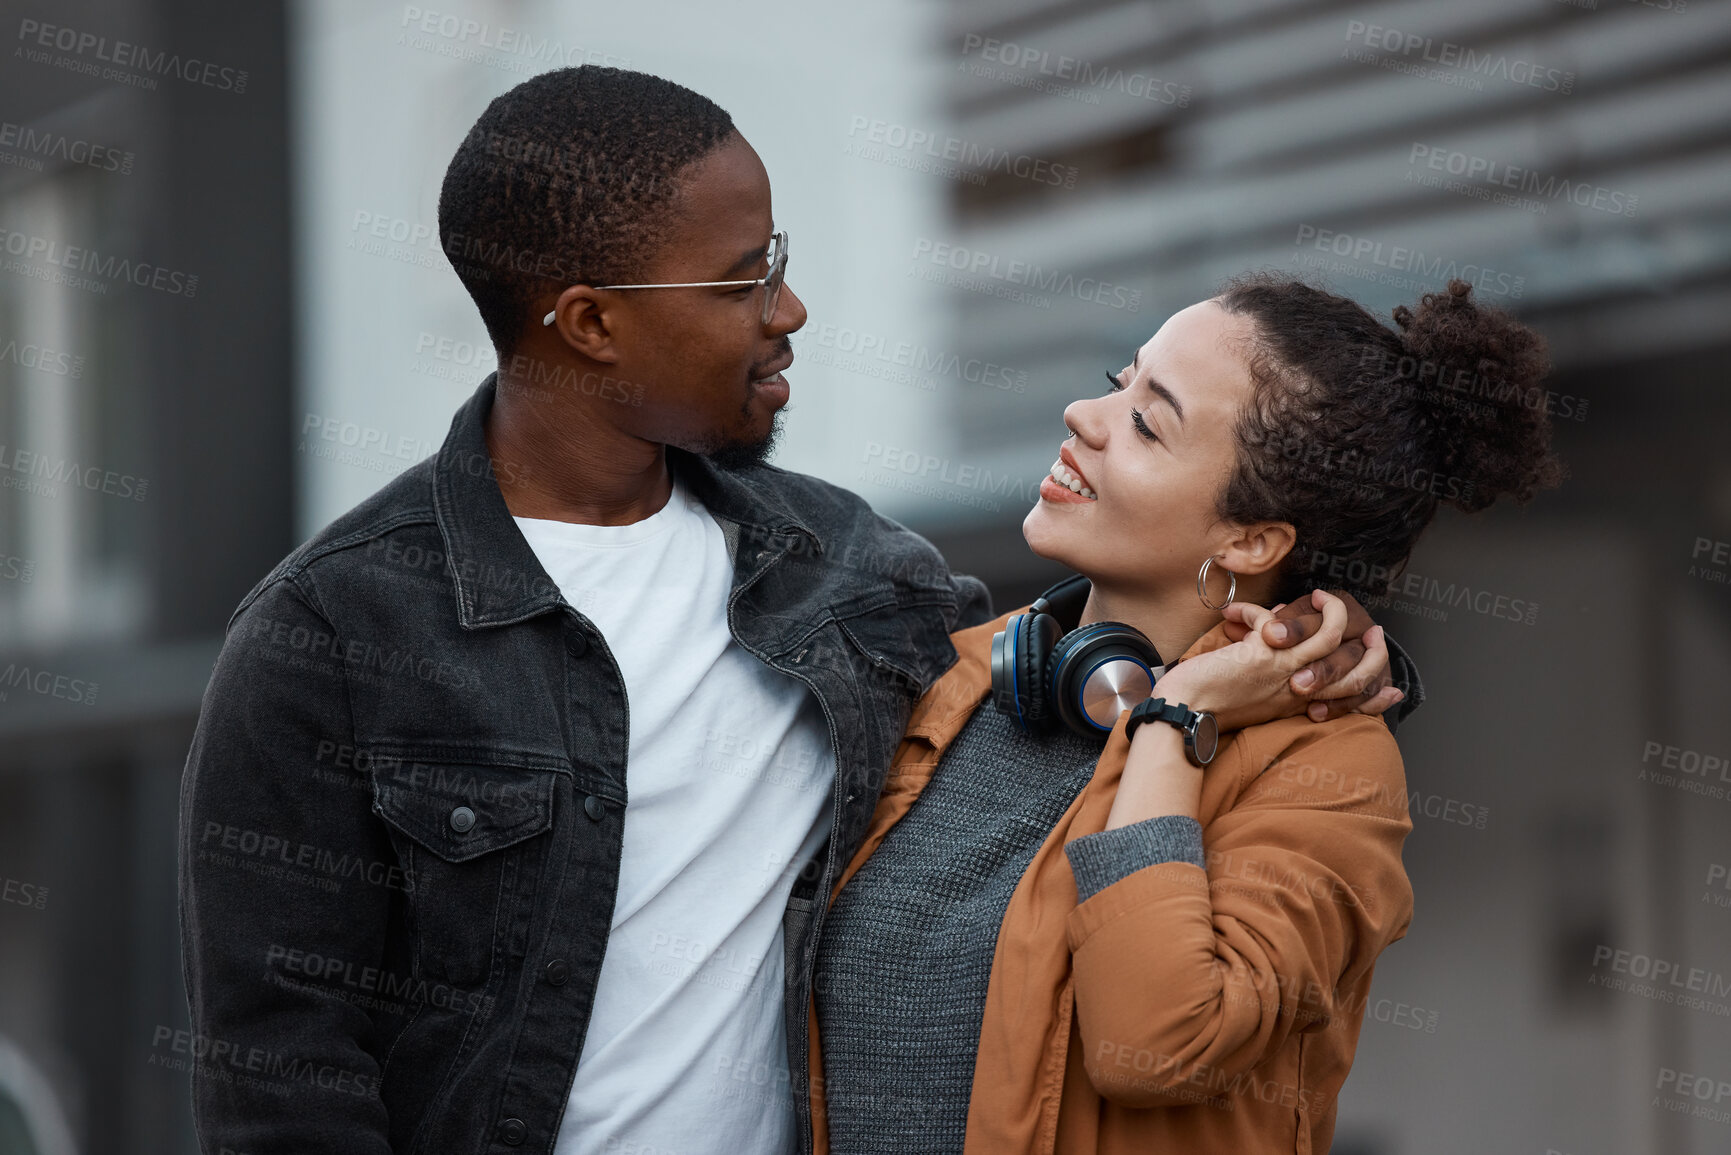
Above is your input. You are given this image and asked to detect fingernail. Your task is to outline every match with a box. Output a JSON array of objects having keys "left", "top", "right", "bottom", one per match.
[
  {"left": 1391, "top": 689, "right": 1405, "bottom": 702},
  {"left": 1309, "top": 703, "right": 1327, "bottom": 720},
  {"left": 1272, "top": 622, "right": 1292, "bottom": 642},
  {"left": 1293, "top": 669, "right": 1315, "bottom": 689}
]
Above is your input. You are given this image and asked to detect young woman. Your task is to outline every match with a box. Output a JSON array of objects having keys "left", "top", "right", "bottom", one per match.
[{"left": 808, "top": 276, "right": 1562, "bottom": 1154}]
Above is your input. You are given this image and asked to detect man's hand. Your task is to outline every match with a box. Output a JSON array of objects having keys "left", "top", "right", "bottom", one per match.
[{"left": 1220, "top": 589, "right": 1404, "bottom": 722}]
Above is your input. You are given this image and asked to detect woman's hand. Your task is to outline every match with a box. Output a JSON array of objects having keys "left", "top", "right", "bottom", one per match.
[
  {"left": 1153, "top": 591, "right": 1401, "bottom": 733},
  {"left": 1220, "top": 591, "right": 1403, "bottom": 722}
]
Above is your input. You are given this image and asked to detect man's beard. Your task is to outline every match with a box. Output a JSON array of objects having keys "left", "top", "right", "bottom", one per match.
[{"left": 702, "top": 407, "right": 784, "bottom": 471}]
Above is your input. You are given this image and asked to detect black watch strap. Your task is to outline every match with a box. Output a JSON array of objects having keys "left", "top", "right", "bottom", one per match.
[
  {"left": 1125, "top": 697, "right": 1184, "bottom": 742},
  {"left": 1124, "top": 697, "right": 1218, "bottom": 766}
]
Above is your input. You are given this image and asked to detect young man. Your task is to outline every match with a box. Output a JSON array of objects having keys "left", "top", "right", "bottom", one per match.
[{"left": 178, "top": 67, "right": 1414, "bottom": 1155}]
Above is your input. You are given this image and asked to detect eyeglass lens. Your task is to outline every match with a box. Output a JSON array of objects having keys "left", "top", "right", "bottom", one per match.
[{"left": 761, "top": 233, "right": 787, "bottom": 324}]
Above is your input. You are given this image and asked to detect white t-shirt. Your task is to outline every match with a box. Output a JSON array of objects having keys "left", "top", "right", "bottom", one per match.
[{"left": 517, "top": 477, "right": 834, "bottom": 1155}]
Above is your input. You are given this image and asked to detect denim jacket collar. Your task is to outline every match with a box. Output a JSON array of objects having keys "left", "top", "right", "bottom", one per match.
[{"left": 433, "top": 374, "right": 823, "bottom": 630}]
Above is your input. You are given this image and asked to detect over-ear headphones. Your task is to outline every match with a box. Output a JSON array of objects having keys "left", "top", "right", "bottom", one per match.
[{"left": 990, "top": 574, "right": 1165, "bottom": 736}]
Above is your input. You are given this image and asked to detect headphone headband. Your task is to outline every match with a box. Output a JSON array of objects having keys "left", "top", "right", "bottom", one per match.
[{"left": 1030, "top": 573, "right": 1091, "bottom": 630}]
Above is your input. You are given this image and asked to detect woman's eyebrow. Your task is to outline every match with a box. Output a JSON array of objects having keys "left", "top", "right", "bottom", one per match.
[
  {"left": 1130, "top": 351, "right": 1185, "bottom": 425},
  {"left": 1145, "top": 377, "right": 1185, "bottom": 425}
]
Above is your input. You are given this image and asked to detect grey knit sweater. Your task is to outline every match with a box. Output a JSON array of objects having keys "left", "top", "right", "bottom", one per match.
[{"left": 813, "top": 704, "right": 1204, "bottom": 1155}]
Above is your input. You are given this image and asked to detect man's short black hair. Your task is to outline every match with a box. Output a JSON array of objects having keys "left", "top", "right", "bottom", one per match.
[{"left": 438, "top": 66, "right": 736, "bottom": 352}]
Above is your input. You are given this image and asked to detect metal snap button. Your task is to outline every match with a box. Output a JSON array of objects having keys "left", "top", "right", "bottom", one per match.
[
  {"left": 583, "top": 795, "right": 604, "bottom": 822},
  {"left": 498, "top": 1117, "right": 527, "bottom": 1145},
  {"left": 448, "top": 805, "right": 476, "bottom": 833},
  {"left": 544, "top": 958, "right": 569, "bottom": 986}
]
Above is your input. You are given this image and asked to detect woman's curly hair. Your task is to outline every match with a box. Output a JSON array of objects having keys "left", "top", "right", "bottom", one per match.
[{"left": 1214, "top": 274, "right": 1565, "bottom": 604}]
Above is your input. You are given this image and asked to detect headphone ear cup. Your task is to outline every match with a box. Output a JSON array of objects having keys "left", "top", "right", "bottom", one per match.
[
  {"left": 1048, "top": 623, "right": 1163, "bottom": 736},
  {"left": 1019, "top": 612, "right": 1063, "bottom": 730},
  {"left": 991, "top": 615, "right": 1026, "bottom": 719}
]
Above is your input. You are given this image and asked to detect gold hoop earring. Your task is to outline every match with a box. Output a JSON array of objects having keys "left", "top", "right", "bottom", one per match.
[{"left": 1197, "top": 556, "right": 1237, "bottom": 611}]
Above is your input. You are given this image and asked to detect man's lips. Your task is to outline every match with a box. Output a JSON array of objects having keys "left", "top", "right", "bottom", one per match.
[{"left": 751, "top": 352, "right": 794, "bottom": 384}]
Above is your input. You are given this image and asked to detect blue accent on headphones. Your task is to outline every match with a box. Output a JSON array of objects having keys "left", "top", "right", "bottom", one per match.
[{"left": 990, "top": 575, "right": 1164, "bottom": 736}]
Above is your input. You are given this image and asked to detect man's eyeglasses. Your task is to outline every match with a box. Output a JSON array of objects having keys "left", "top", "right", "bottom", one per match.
[{"left": 542, "top": 230, "right": 789, "bottom": 328}]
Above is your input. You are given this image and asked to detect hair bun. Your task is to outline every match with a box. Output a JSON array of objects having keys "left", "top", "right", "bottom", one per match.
[{"left": 1390, "top": 279, "right": 1564, "bottom": 512}]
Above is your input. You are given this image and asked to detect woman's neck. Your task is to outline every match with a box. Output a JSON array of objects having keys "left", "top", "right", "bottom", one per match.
[{"left": 1076, "top": 574, "right": 1275, "bottom": 666}]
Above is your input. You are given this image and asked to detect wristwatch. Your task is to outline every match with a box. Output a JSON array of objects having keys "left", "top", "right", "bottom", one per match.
[{"left": 1124, "top": 698, "right": 1219, "bottom": 767}]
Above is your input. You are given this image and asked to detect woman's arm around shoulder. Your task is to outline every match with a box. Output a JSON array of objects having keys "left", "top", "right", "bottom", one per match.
[{"left": 1064, "top": 712, "right": 1414, "bottom": 1108}]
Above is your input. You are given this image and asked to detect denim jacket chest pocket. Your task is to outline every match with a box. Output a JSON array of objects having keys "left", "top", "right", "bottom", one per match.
[{"left": 369, "top": 757, "right": 560, "bottom": 988}]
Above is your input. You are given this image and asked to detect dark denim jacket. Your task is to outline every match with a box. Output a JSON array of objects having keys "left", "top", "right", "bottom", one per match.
[{"left": 178, "top": 376, "right": 994, "bottom": 1155}]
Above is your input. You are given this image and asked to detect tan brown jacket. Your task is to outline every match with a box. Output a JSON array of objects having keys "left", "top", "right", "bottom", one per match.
[{"left": 809, "top": 610, "right": 1415, "bottom": 1154}]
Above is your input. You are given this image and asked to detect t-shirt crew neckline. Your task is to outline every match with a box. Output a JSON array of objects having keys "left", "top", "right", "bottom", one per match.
[{"left": 511, "top": 480, "right": 693, "bottom": 549}]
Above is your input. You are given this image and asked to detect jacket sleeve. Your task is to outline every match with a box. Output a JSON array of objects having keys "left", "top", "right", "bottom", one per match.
[
  {"left": 1382, "top": 634, "right": 1425, "bottom": 735},
  {"left": 178, "top": 576, "right": 396, "bottom": 1154},
  {"left": 1064, "top": 717, "right": 1414, "bottom": 1108},
  {"left": 950, "top": 572, "right": 995, "bottom": 631}
]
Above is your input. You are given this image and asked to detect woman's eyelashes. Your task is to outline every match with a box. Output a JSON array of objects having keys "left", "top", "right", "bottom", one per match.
[
  {"left": 1130, "top": 407, "right": 1158, "bottom": 442},
  {"left": 1105, "top": 370, "right": 1159, "bottom": 442}
]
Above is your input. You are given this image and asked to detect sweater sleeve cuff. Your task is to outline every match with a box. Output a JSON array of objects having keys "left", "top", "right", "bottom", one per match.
[{"left": 1065, "top": 815, "right": 1205, "bottom": 903}]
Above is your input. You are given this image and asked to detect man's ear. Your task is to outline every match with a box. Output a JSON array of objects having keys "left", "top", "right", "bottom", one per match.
[
  {"left": 543, "top": 285, "right": 623, "bottom": 364},
  {"left": 1219, "top": 521, "right": 1296, "bottom": 577}
]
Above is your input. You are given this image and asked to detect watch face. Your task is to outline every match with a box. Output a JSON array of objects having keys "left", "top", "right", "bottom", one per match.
[{"left": 1191, "top": 712, "right": 1219, "bottom": 764}]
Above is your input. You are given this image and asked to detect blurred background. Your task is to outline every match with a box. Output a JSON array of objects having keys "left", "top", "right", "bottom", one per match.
[{"left": 1, "top": 0, "right": 1730, "bottom": 1151}]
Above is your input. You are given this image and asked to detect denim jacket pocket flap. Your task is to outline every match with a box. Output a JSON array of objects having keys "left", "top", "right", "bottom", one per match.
[{"left": 371, "top": 763, "right": 556, "bottom": 863}]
